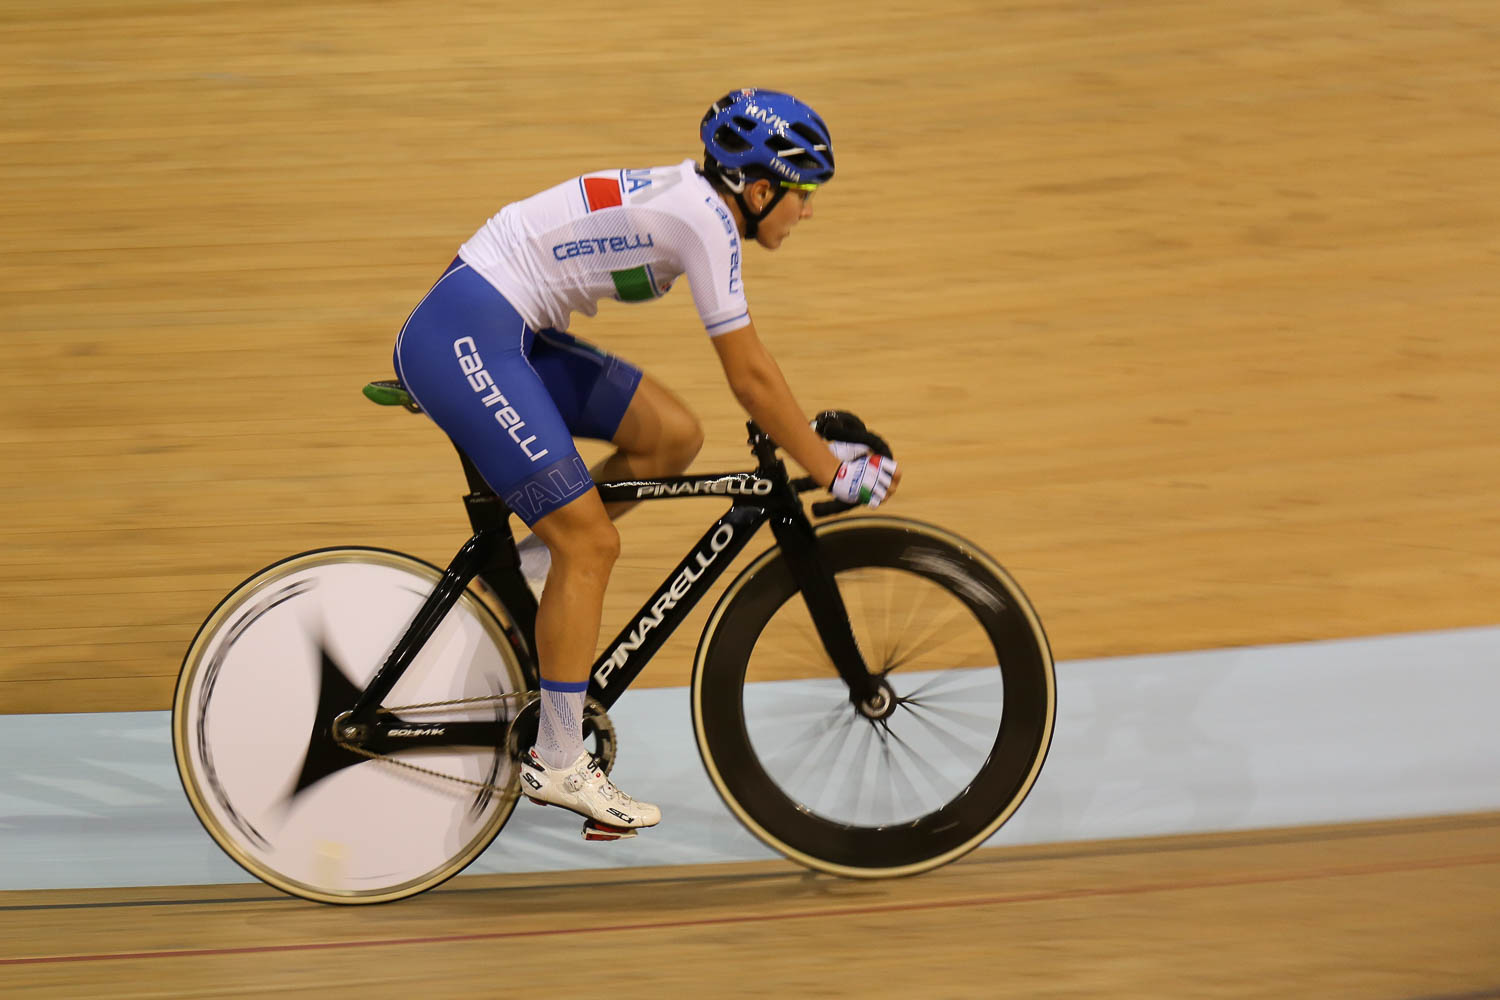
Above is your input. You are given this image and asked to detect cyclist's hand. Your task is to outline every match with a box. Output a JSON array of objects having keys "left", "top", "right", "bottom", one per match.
[
  {"left": 824, "top": 437, "right": 872, "bottom": 464},
  {"left": 830, "top": 454, "right": 898, "bottom": 508}
]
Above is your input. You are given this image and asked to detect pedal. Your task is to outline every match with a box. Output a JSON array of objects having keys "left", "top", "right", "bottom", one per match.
[
  {"left": 582, "top": 820, "right": 638, "bottom": 842},
  {"left": 528, "top": 796, "right": 639, "bottom": 841}
]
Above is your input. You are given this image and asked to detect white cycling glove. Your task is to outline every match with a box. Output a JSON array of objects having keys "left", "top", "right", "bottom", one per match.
[
  {"left": 824, "top": 438, "right": 872, "bottom": 464},
  {"left": 830, "top": 453, "right": 897, "bottom": 508}
]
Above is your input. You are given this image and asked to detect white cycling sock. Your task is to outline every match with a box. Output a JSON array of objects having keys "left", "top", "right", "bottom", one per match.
[
  {"left": 536, "top": 679, "right": 586, "bottom": 769},
  {"left": 516, "top": 535, "right": 552, "bottom": 593}
]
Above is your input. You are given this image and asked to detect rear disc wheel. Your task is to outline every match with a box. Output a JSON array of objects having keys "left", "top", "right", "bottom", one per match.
[{"left": 172, "top": 547, "right": 527, "bottom": 904}]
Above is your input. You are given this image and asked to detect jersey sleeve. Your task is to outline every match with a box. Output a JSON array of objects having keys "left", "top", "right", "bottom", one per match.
[{"left": 681, "top": 194, "right": 751, "bottom": 336}]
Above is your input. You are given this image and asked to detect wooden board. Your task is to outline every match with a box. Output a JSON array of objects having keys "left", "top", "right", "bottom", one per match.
[
  {"left": 3, "top": 0, "right": 1497, "bottom": 711},
  {"left": 3, "top": 813, "right": 1497, "bottom": 997}
]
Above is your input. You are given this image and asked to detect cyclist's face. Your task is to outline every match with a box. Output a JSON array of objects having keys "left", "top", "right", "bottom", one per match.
[{"left": 755, "top": 184, "right": 815, "bottom": 250}]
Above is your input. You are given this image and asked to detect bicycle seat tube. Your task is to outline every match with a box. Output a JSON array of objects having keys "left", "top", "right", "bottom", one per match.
[{"left": 344, "top": 530, "right": 508, "bottom": 724}]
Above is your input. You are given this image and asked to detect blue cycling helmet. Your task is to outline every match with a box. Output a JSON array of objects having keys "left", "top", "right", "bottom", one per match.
[
  {"left": 700, "top": 88, "right": 834, "bottom": 238},
  {"left": 700, "top": 88, "right": 835, "bottom": 187}
]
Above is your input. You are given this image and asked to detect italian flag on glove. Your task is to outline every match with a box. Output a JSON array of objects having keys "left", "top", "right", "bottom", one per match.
[{"left": 830, "top": 453, "right": 897, "bottom": 508}]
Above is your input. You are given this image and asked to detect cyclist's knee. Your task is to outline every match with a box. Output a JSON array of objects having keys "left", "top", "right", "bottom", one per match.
[
  {"left": 550, "top": 515, "right": 621, "bottom": 570},
  {"left": 662, "top": 411, "right": 705, "bottom": 473},
  {"left": 617, "top": 378, "right": 704, "bottom": 474},
  {"left": 645, "top": 392, "right": 703, "bottom": 472}
]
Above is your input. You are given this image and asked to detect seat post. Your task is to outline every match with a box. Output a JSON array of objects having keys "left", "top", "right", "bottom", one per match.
[
  {"left": 452, "top": 446, "right": 516, "bottom": 536},
  {"left": 455, "top": 446, "right": 491, "bottom": 495},
  {"left": 449, "top": 444, "right": 540, "bottom": 683}
]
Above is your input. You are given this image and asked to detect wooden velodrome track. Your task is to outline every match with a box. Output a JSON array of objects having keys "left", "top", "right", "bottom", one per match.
[{"left": 3, "top": 0, "right": 1497, "bottom": 995}]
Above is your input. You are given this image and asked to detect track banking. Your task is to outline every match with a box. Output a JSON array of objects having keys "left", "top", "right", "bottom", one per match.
[{"left": 552, "top": 232, "right": 655, "bottom": 261}]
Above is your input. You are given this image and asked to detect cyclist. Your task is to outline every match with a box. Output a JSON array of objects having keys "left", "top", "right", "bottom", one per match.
[{"left": 392, "top": 88, "right": 898, "bottom": 837}]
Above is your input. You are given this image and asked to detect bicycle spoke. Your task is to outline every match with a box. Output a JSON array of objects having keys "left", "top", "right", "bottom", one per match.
[
  {"left": 894, "top": 692, "right": 1002, "bottom": 722},
  {"left": 844, "top": 568, "right": 907, "bottom": 675},
  {"left": 828, "top": 722, "right": 878, "bottom": 820},
  {"left": 761, "top": 704, "right": 850, "bottom": 747},
  {"left": 747, "top": 689, "right": 852, "bottom": 728},
  {"left": 760, "top": 615, "right": 838, "bottom": 679},
  {"left": 896, "top": 667, "right": 1001, "bottom": 702},
  {"left": 794, "top": 619, "right": 836, "bottom": 671},
  {"left": 874, "top": 719, "right": 948, "bottom": 816},
  {"left": 867, "top": 729, "right": 898, "bottom": 822},
  {"left": 872, "top": 569, "right": 907, "bottom": 671},
  {"left": 876, "top": 731, "right": 930, "bottom": 827},
  {"left": 770, "top": 697, "right": 856, "bottom": 721},
  {"left": 874, "top": 578, "right": 952, "bottom": 672},
  {"left": 900, "top": 692, "right": 1006, "bottom": 735},
  {"left": 790, "top": 711, "right": 863, "bottom": 809},
  {"left": 757, "top": 699, "right": 850, "bottom": 769},
  {"left": 751, "top": 590, "right": 1004, "bottom": 824},
  {"left": 748, "top": 676, "right": 846, "bottom": 706},
  {"left": 881, "top": 608, "right": 986, "bottom": 675},
  {"left": 893, "top": 699, "right": 1000, "bottom": 760}
]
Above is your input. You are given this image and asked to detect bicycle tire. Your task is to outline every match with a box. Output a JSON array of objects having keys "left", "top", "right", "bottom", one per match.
[
  {"left": 692, "top": 517, "right": 1055, "bottom": 878},
  {"left": 172, "top": 546, "right": 528, "bottom": 904}
]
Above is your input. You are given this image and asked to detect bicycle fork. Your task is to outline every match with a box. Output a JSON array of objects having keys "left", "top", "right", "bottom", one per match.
[{"left": 769, "top": 512, "right": 888, "bottom": 715}]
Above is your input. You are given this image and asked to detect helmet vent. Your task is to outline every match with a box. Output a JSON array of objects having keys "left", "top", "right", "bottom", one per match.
[
  {"left": 712, "top": 125, "right": 754, "bottom": 154},
  {"left": 731, "top": 115, "right": 759, "bottom": 131},
  {"left": 765, "top": 134, "right": 824, "bottom": 171},
  {"left": 790, "top": 122, "right": 830, "bottom": 153}
]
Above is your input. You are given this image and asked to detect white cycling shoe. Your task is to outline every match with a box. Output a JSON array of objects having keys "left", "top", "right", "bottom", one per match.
[{"left": 520, "top": 748, "right": 661, "bottom": 841}]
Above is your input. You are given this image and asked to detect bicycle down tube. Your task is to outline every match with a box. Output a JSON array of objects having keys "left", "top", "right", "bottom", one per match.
[
  {"left": 586, "top": 493, "right": 765, "bottom": 706},
  {"left": 591, "top": 470, "right": 875, "bottom": 707}
]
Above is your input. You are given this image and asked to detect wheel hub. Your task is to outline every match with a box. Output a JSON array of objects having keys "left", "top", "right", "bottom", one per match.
[
  {"left": 856, "top": 679, "right": 898, "bottom": 720},
  {"left": 332, "top": 711, "right": 367, "bottom": 745}
]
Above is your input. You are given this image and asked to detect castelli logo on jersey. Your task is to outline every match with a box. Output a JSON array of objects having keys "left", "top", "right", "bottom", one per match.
[
  {"left": 593, "top": 523, "right": 735, "bottom": 687},
  {"left": 551, "top": 232, "right": 655, "bottom": 261}
]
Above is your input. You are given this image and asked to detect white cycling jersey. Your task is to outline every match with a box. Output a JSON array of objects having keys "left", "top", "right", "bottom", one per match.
[{"left": 458, "top": 159, "right": 750, "bottom": 337}]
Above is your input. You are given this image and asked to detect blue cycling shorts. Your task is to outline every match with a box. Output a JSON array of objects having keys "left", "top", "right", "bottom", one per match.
[{"left": 393, "top": 258, "right": 642, "bottom": 525}]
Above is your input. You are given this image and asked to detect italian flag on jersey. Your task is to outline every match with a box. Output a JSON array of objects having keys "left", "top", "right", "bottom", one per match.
[{"left": 581, "top": 175, "right": 660, "bottom": 303}]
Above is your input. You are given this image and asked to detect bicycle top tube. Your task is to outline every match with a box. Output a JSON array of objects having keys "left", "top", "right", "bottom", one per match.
[{"left": 595, "top": 470, "right": 820, "bottom": 506}]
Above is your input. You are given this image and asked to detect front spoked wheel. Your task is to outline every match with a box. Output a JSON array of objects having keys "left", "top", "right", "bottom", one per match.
[
  {"left": 172, "top": 547, "right": 528, "bottom": 904},
  {"left": 692, "top": 517, "right": 1055, "bottom": 878}
]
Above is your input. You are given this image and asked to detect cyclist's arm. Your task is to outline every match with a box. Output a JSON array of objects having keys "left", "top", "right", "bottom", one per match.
[{"left": 711, "top": 321, "right": 844, "bottom": 488}]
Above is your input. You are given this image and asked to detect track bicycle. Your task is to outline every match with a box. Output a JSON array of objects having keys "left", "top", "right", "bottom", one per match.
[{"left": 172, "top": 379, "right": 1056, "bottom": 904}]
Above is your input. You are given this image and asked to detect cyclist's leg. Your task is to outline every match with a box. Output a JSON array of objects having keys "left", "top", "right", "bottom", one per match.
[
  {"left": 395, "top": 266, "right": 604, "bottom": 726},
  {"left": 393, "top": 265, "right": 655, "bottom": 827},
  {"left": 594, "top": 374, "right": 705, "bottom": 519},
  {"left": 525, "top": 490, "right": 617, "bottom": 689},
  {"left": 528, "top": 329, "right": 704, "bottom": 520},
  {"left": 519, "top": 494, "right": 657, "bottom": 829}
]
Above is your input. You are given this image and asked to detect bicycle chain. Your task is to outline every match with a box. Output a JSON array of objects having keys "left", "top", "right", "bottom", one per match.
[{"left": 332, "top": 692, "right": 535, "bottom": 794}]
